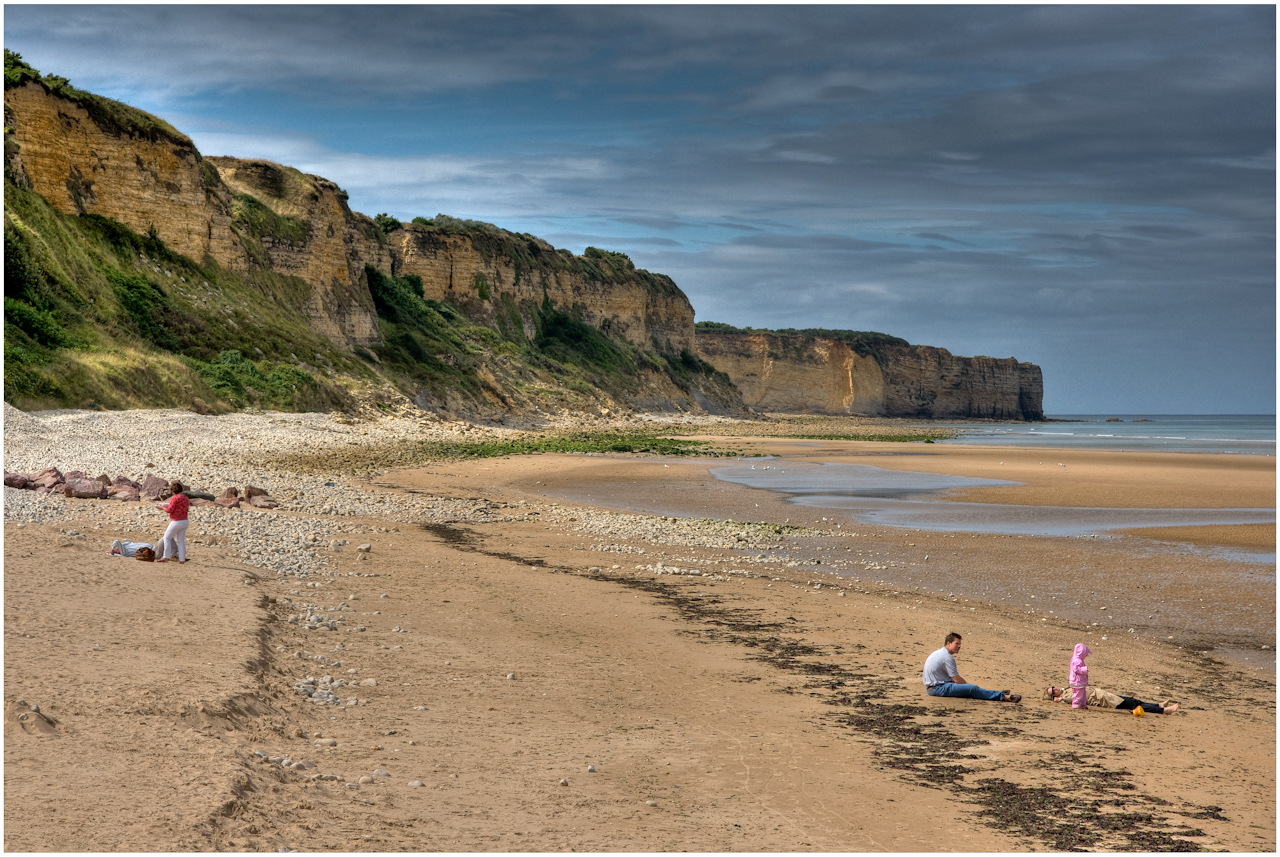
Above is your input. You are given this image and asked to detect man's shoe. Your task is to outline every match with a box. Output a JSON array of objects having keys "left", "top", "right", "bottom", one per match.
[{"left": 1007, "top": 693, "right": 1022, "bottom": 703}]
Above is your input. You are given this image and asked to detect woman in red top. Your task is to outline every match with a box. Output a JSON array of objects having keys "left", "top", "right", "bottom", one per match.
[{"left": 156, "top": 480, "right": 190, "bottom": 563}]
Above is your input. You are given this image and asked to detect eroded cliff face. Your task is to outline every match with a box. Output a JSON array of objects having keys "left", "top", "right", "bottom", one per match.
[
  {"left": 210, "top": 157, "right": 385, "bottom": 348},
  {"left": 3, "top": 80, "right": 695, "bottom": 359},
  {"left": 4, "top": 81, "right": 244, "bottom": 270},
  {"left": 696, "top": 334, "right": 885, "bottom": 414},
  {"left": 388, "top": 228, "right": 695, "bottom": 353},
  {"left": 697, "top": 331, "right": 1044, "bottom": 420},
  {"left": 5, "top": 73, "right": 1042, "bottom": 420}
]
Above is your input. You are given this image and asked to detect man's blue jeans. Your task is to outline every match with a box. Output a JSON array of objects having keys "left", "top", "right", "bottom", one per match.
[{"left": 926, "top": 682, "right": 1005, "bottom": 701}]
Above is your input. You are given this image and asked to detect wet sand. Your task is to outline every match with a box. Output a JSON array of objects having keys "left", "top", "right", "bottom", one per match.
[
  {"left": 4, "top": 413, "right": 1275, "bottom": 851},
  {"left": 510, "top": 441, "right": 1275, "bottom": 657}
]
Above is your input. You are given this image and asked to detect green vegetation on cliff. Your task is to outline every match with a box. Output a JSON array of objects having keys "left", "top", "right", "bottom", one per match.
[
  {"left": 3, "top": 179, "right": 353, "bottom": 410},
  {"left": 4, "top": 50, "right": 190, "bottom": 147},
  {"left": 408, "top": 215, "right": 682, "bottom": 297},
  {"left": 3, "top": 56, "right": 739, "bottom": 417},
  {"left": 695, "top": 320, "right": 910, "bottom": 365}
]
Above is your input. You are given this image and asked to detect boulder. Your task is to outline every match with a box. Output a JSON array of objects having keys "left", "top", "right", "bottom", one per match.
[
  {"left": 64, "top": 470, "right": 88, "bottom": 482},
  {"left": 243, "top": 485, "right": 269, "bottom": 499},
  {"left": 29, "top": 467, "right": 63, "bottom": 490},
  {"left": 112, "top": 475, "right": 142, "bottom": 490},
  {"left": 248, "top": 495, "right": 280, "bottom": 509},
  {"left": 4, "top": 472, "right": 30, "bottom": 489},
  {"left": 64, "top": 477, "right": 109, "bottom": 499},
  {"left": 191, "top": 497, "right": 218, "bottom": 508},
  {"left": 217, "top": 486, "right": 240, "bottom": 500},
  {"left": 108, "top": 486, "right": 141, "bottom": 502},
  {"left": 96, "top": 474, "right": 112, "bottom": 486},
  {"left": 214, "top": 496, "right": 241, "bottom": 509},
  {"left": 141, "top": 474, "right": 171, "bottom": 501}
]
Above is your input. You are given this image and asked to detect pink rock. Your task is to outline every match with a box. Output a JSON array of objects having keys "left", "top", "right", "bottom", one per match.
[
  {"left": 64, "top": 470, "right": 88, "bottom": 482},
  {"left": 108, "top": 486, "right": 141, "bottom": 502},
  {"left": 248, "top": 495, "right": 279, "bottom": 509},
  {"left": 112, "top": 475, "right": 142, "bottom": 490},
  {"left": 29, "top": 467, "right": 63, "bottom": 490},
  {"left": 214, "top": 496, "right": 241, "bottom": 509},
  {"left": 64, "top": 477, "right": 109, "bottom": 499},
  {"left": 218, "top": 486, "right": 240, "bottom": 500},
  {"left": 191, "top": 498, "right": 218, "bottom": 508},
  {"left": 141, "top": 474, "right": 171, "bottom": 501},
  {"left": 243, "top": 485, "right": 269, "bottom": 499},
  {"left": 4, "top": 472, "right": 30, "bottom": 489}
]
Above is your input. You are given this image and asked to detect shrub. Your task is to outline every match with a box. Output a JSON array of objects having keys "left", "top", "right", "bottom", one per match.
[
  {"left": 105, "top": 269, "right": 178, "bottom": 352},
  {"left": 4, "top": 296, "right": 66, "bottom": 347},
  {"left": 374, "top": 213, "right": 402, "bottom": 235}
]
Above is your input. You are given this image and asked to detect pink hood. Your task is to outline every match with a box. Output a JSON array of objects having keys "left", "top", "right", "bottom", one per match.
[{"left": 1069, "top": 643, "right": 1091, "bottom": 686}]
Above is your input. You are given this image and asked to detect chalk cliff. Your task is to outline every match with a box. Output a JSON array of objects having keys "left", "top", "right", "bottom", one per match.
[{"left": 697, "top": 331, "right": 1044, "bottom": 421}]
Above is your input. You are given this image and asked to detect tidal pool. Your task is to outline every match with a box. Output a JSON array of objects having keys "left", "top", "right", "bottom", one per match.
[{"left": 710, "top": 461, "right": 1276, "bottom": 546}]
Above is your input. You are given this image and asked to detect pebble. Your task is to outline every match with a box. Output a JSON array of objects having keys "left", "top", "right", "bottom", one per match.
[
  {"left": 587, "top": 764, "right": 596, "bottom": 773},
  {"left": 559, "top": 778, "right": 569, "bottom": 786},
  {"left": 358, "top": 776, "right": 374, "bottom": 784},
  {"left": 408, "top": 780, "right": 424, "bottom": 787},
  {"left": 506, "top": 673, "right": 517, "bottom": 680},
  {"left": 646, "top": 800, "right": 658, "bottom": 807}
]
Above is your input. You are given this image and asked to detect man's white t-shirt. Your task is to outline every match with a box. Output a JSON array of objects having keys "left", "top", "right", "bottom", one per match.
[{"left": 922, "top": 647, "right": 958, "bottom": 687}]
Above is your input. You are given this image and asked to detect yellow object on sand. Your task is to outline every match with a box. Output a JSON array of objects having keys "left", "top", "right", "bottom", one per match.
[{"left": 1133, "top": 706, "right": 1145, "bottom": 717}]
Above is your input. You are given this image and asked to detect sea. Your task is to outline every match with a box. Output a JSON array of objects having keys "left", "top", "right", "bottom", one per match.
[{"left": 936, "top": 414, "right": 1275, "bottom": 456}]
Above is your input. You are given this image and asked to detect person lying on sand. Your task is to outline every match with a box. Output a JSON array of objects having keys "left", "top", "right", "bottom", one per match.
[
  {"left": 108, "top": 540, "right": 153, "bottom": 558},
  {"left": 922, "top": 632, "right": 1021, "bottom": 702},
  {"left": 1044, "top": 685, "right": 1179, "bottom": 714}
]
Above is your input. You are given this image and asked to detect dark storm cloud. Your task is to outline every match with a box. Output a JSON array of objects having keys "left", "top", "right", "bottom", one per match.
[{"left": 4, "top": 5, "right": 1273, "bottom": 412}]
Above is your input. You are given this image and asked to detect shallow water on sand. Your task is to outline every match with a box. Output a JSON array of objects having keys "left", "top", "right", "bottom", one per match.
[
  {"left": 710, "top": 461, "right": 1276, "bottom": 551},
  {"left": 542, "top": 455, "right": 1274, "bottom": 662}
]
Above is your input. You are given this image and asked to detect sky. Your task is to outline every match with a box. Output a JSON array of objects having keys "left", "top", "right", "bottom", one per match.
[{"left": 5, "top": 4, "right": 1275, "bottom": 414}]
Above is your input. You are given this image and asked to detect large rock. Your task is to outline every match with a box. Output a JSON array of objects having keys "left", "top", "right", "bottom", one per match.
[
  {"left": 28, "top": 467, "right": 63, "bottom": 490},
  {"left": 140, "top": 475, "right": 172, "bottom": 501},
  {"left": 4, "top": 472, "right": 30, "bottom": 489},
  {"left": 63, "top": 477, "right": 108, "bottom": 499},
  {"left": 248, "top": 495, "right": 279, "bottom": 509}
]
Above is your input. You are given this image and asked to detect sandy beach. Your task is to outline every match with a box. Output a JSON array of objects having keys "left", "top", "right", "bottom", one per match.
[{"left": 4, "top": 408, "right": 1275, "bottom": 851}]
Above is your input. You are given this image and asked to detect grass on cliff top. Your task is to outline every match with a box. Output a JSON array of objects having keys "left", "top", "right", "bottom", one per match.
[
  {"left": 695, "top": 320, "right": 910, "bottom": 364},
  {"left": 5, "top": 50, "right": 190, "bottom": 147},
  {"left": 407, "top": 214, "right": 682, "bottom": 297}
]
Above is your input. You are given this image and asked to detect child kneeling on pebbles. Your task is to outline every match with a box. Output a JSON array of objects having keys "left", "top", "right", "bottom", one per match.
[{"left": 155, "top": 480, "right": 189, "bottom": 563}]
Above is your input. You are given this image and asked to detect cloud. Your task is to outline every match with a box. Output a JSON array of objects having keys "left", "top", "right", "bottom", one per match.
[{"left": 4, "top": 4, "right": 1273, "bottom": 412}]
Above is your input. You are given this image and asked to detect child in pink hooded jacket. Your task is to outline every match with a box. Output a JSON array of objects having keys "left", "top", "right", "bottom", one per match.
[{"left": 1068, "top": 643, "right": 1091, "bottom": 708}]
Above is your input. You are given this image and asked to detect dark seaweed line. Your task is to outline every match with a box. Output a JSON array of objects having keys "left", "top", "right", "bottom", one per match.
[{"left": 422, "top": 522, "right": 1220, "bottom": 852}]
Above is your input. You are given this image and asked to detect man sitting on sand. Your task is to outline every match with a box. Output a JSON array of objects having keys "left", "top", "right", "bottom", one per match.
[
  {"left": 1044, "top": 685, "right": 1179, "bottom": 714},
  {"left": 922, "top": 632, "right": 1021, "bottom": 703}
]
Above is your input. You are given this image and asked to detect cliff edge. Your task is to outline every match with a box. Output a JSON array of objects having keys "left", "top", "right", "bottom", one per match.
[{"left": 697, "top": 328, "right": 1044, "bottom": 421}]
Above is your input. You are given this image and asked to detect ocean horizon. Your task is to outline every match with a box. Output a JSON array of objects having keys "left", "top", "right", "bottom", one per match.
[{"left": 939, "top": 414, "right": 1275, "bottom": 455}]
